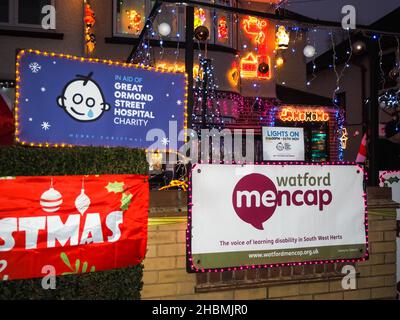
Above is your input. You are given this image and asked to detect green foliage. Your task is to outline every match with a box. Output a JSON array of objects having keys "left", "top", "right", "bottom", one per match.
[{"left": 0, "top": 146, "right": 148, "bottom": 300}]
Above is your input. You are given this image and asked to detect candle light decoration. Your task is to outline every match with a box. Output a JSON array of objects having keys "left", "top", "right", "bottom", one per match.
[{"left": 218, "top": 16, "right": 228, "bottom": 40}]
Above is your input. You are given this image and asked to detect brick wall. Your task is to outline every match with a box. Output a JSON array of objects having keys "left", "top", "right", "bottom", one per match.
[{"left": 142, "top": 189, "right": 397, "bottom": 300}]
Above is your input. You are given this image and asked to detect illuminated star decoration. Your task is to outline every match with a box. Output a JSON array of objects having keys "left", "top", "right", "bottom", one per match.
[
  {"left": 41, "top": 122, "right": 51, "bottom": 131},
  {"left": 340, "top": 128, "right": 349, "bottom": 150}
]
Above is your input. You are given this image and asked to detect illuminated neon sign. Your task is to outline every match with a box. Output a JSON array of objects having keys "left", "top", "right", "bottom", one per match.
[
  {"left": 279, "top": 108, "right": 330, "bottom": 122},
  {"left": 242, "top": 16, "right": 267, "bottom": 45},
  {"left": 241, "top": 16, "right": 272, "bottom": 80},
  {"left": 218, "top": 16, "right": 228, "bottom": 40}
]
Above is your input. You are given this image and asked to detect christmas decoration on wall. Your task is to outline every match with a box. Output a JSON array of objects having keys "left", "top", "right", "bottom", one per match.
[
  {"left": 194, "top": 25, "right": 209, "bottom": 41},
  {"left": 83, "top": 1, "right": 96, "bottom": 55},
  {"left": 218, "top": 16, "right": 228, "bottom": 40},
  {"left": 276, "top": 25, "right": 290, "bottom": 50},
  {"left": 279, "top": 107, "right": 330, "bottom": 122},
  {"left": 339, "top": 127, "right": 349, "bottom": 150},
  {"left": 303, "top": 44, "right": 316, "bottom": 58},
  {"left": 258, "top": 62, "right": 269, "bottom": 74},
  {"left": 243, "top": 16, "right": 267, "bottom": 46},
  {"left": 158, "top": 22, "right": 171, "bottom": 37},
  {"left": 240, "top": 52, "right": 258, "bottom": 78},
  {"left": 126, "top": 9, "right": 142, "bottom": 35},
  {"left": 240, "top": 16, "right": 271, "bottom": 80},
  {"left": 227, "top": 61, "right": 240, "bottom": 87},
  {"left": 194, "top": 7, "right": 206, "bottom": 30}
]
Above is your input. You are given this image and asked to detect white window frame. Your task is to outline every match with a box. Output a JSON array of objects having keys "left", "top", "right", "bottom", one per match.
[{"left": 0, "top": 0, "right": 56, "bottom": 30}]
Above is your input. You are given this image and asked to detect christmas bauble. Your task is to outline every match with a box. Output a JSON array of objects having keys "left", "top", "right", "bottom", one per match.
[
  {"left": 158, "top": 22, "right": 171, "bottom": 37},
  {"left": 258, "top": 62, "right": 269, "bottom": 74},
  {"left": 303, "top": 45, "right": 316, "bottom": 58},
  {"left": 75, "top": 189, "right": 91, "bottom": 215},
  {"left": 194, "top": 26, "right": 209, "bottom": 41},
  {"left": 40, "top": 187, "right": 63, "bottom": 213}
]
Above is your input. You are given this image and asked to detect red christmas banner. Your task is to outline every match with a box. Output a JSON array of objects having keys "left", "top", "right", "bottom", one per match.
[{"left": 0, "top": 174, "right": 148, "bottom": 281}]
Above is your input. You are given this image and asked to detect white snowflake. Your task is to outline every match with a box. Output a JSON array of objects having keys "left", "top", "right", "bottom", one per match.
[
  {"left": 177, "top": 100, "right": 182, "bottom": 106},
  {"left": 166, "top": 93, "right": 170, "bottom": 97},
  {"left": 29, "top": 62, "right": 42, "bottom": 73},
  {"left": 41, "top": 87, "right": 46, "bottom": 92},
  {"left": 41, "top": 122, "right": 51, "bottom": 131},
  {"left": 161, "top": 137, "right": 170, "bottom": 146}
]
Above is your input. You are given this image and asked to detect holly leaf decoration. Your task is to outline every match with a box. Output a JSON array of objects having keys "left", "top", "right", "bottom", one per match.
[
  {"left": 106, "top": 181, "right": 125, "bottom": 194},
  {"left": 121, "top": 192, "right": 133, "bottom": 211},
  {"left": 60, "top": 252, "right": 72, "bottom": 270}
]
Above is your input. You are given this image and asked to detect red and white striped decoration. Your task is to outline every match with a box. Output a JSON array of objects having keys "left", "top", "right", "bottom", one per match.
[{"left": 356, "top": 134, "right": 367, "bottom": 163}]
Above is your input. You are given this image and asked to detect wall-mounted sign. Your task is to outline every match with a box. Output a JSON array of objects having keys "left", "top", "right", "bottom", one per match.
[
  {"left": 0, "top": 174, "right": 148, "bottom": 281},
  {"left": 279, "top": 107, "right": 330, "bottom": 122},
  {"left": 188, "top": 164, "right": 367, "bottom": 271},
  {"left": 262, "top": 127, "right": 305, "bottom": 161},
  {"left": 15, "top": 50, "right": 187, "bottom": 150}
]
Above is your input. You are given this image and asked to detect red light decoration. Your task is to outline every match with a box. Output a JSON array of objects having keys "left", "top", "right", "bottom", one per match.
[
  {"left": 218, "top": 16, "right": 228, "bottom": 40},
  {"left": 84, "top": 2, "right": 96, "bottom": 55},
  {"left": 279, "top": 107, "right": 330, "bottom": 122},
  {"left": 241, "top": 16, "right": 272, "bottom": 80},
  {"left": 242, "top": 16, "right": 268, "bottom": 46}
]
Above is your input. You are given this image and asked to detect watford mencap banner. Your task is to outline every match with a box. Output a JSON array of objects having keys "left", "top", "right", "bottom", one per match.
[
  {"left": 15, "top": 50, "right": 187, "bottom": 150},
  {"left": 0, "top": 175, "right": 148, "bottom": 281},
  {"left": 189, "top": 164, "right": 368, "bottom": 270}
]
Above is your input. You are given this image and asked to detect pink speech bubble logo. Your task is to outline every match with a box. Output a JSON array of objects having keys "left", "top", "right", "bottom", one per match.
[{"left": 232, "top": 173, "right": 278, "bottom": 230}]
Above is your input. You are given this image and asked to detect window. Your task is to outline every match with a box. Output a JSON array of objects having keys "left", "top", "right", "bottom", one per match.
[
  {"left": 113, "top": 0, "right": 237, "bottom": 49},
  {"left": 152, "top": 2, "right": 183, "bottom": 41},
  {"left": 0, "top": 0, "right": 54, "bottom": 28},
  {"left": 114, "top": 0, "right": 147, "bottom": 36},
  {"left": 0, "top": 1, "right": 9, "bottom": 23}
]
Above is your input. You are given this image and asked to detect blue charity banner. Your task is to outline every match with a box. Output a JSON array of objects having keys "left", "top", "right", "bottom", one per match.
[{"left": 15, "top": 50, "right": 187, "bottom": 150}]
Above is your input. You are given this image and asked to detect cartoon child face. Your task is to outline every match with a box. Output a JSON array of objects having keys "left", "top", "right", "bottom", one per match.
[{"left": 58, "top": 72, "right": 110, "bottom": 122}]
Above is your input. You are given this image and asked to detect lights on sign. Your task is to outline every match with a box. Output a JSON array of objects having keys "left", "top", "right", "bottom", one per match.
[{"left": 279, "top": 108, "right": 330, "bottom": 122}]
